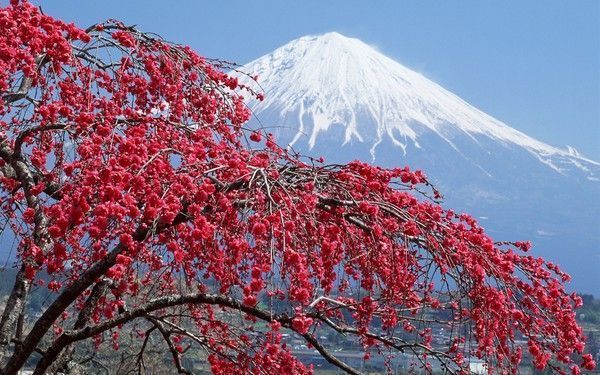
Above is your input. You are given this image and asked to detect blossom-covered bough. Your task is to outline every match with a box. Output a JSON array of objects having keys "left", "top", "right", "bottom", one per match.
[{"left": 0, "top": 2, "right": 595, "bottom": 374}]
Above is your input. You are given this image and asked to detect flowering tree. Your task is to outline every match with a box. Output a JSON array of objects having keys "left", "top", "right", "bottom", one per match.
[{"left": 0, "top": 2, "right": 595, "bottom": 374}]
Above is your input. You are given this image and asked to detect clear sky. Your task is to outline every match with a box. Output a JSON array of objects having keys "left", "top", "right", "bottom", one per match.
[{"left": 31, "top": 0, "right": 600, "bottom": 159}]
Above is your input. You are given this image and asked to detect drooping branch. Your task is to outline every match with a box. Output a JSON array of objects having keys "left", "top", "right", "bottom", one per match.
[
  {"left": 3, "top": 244, "right": 131, "bottom": 373},
  {"left": 135, "top": 326, "right": 157, "bottom": 373},
  {"left": 39, "top": 280, "right": 109, "bottom": 375},
  {"left": 31, "top": 292, "right": 367, "bottom": 375},
  {"left": 298, "top": 332, "right": 363, "bottom": 375},
  {"left": 146, "top": 317, "right": 192, "bottom": 375},
  {"left": 27, "top": 293, "right": 279, "bottom": 375},
  {"left": 3, "top": 173, "right": 259, "bottom": 372}
]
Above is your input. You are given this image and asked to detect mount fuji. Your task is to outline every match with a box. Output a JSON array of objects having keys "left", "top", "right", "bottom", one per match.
[{"left": 235, "top": 32, "right": 600, "bottom": 294}]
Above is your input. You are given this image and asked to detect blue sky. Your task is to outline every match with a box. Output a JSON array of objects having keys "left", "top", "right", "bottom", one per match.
[{"left": 33, "top": 1, "right": 600, "bottom": 159}]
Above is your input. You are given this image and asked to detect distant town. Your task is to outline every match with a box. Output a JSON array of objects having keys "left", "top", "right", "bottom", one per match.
[{"left": 2, "top": 268, "right": 599, "bottom": 374}]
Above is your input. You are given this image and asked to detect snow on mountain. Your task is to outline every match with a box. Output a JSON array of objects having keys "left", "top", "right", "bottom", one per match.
[{"left": 236, "top": 32, "right": 598, "bottom": 178}]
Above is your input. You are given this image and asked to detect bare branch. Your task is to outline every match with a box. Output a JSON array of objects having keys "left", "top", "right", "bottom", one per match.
[{"left": 146, "top": 317, "right": 192, "bottom": 375}]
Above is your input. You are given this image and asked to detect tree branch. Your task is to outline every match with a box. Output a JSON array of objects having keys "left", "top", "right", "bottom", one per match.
[
  {"left": 146, "top": 317, "right": 191, "bottom": 375},
  {"left": 1, "top": 54, "right": 48, "bottom": 104},
  {"left": 13, "top": 123, "right": 70, "bottom": 159},
  {"left": 27, "top": 292, "right": 366, "bottom": 374},
  {"left": 37, "top": 281, "right": 109, "bottom": 375}
]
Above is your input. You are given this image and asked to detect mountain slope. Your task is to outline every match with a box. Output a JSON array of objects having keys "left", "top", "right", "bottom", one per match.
[
  {"left": 234, "top": 32, "right": 600, "bottom": 294},
  {"left": 237, "top": 32, "right": 598, "bottom": 179}
]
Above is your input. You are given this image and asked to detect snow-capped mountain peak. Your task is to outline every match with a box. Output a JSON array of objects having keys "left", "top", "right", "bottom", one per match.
[
  {"left": 232, "top": 32, "right": 600, "bottom": 294},
  {"left": 236, "top": 32, "right": 598, "bottom": 175}
]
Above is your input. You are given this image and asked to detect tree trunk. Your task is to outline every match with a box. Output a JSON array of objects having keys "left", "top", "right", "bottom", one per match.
[{"left": 0, "top": 266, "right": 31, "bottom": 368}]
